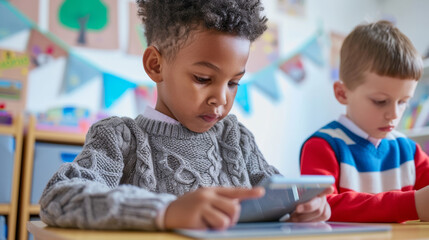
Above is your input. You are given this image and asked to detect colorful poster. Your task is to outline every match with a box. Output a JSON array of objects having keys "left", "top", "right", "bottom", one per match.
[
  {"left": 49, "top": 0, "right": 119, "bottom": 49},
  {"left": 330, "top": 32, "right": 346, "bottom": 81},
  {"left": 26, "top": 29, "right": 68, "bottom": 69},
  {"left": 127, "top": 2, "right": 147, "bottom": 56},
  {"left": 246, "top": 23, "right": 279, "bottom": 73},
  {"left": 277, "top": 0, "right": 306, "bottom": 17},
  {"left": 0, "top": 49, "right": 29, "bottom": 114},
  {"left": 9, "top": 0, "right": 40, "bottom": 24},
  {"left": 0, "top": 49, "right": 29, "bottom": 79},
  {"left": 0, "top": 79, "right": 22, "bottom": 100}
]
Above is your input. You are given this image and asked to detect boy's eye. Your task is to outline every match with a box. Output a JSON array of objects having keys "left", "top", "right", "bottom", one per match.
[
  {"left": 194, "top": 76, "right": 210, "bottom": 83},
  {"left": 228, "top": 81, "right": 240, "bottom": 87},
  {"left": 372, "top": 99, "right": 387, "bottom": 105}
]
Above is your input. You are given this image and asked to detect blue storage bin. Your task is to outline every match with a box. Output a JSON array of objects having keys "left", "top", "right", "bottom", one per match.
[
  {"left": 0, "top": 135, "right": 15, "bottom": 203},
  {"left": 0, "top": 215, "right": 6, "bottom": 240},
  {"left": 30, "top": 142, "right": 82, "bottom": 204}
]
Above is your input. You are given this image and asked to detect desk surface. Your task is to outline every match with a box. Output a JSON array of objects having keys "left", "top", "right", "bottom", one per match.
[{"left": 27, "top": 221, "right": 429, "bottom": 240}]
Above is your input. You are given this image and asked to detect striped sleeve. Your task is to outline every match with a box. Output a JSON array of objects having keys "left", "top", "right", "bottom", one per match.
[
  {"left": 301, "top": 137, "right": 419, "bottom": 222},
  {"left": 414, "top": 144, "right": 429, "bottom": 190}
]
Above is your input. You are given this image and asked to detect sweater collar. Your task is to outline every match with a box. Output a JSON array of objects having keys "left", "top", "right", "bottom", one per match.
[
  {"left": 338, "top": 115, "right": 382, "bottom": 148},
  {"left": 135, "top": 113, "right": 237, "bottom": 139},
  {"left": 143, "top": 106, "right": 180, "bottom": 125}
]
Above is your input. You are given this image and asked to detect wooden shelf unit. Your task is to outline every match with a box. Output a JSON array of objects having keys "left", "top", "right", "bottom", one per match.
[
  {"left": 18, "top": 115, "right": 85, "bottom": 240},
  {"left": 0, "top": 114, "right": 24, "bottom": 240},
  {"left": 400, "top": 59, "right": 429, "bottom": 144}
]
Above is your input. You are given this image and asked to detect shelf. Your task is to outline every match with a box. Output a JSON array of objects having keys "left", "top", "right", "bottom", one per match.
[
  {"left": 400, "top": 126, "right": 429, "bottom": 138},
  {"left": 0, "top": 124, "right": 15, "bottom": 135},
  {"left": 399, "top": 59, "right": 429, "bottom": 140},
  {"left": 0, "top": 114, "right": 23, "bottom": 240},
  {"left": 19, "top": 115, "right": 86, "bottom": 240},
  {"left": 421, "top": 58, "right": 429, "bottom": 81},
  {"left": 0, "top": 204, "right": 10, "bottom": 214},
  {"left": 34, "top": 130, "right": 85, "bottom": 145},
  {"left": 29, "top": 204, "right": 40, "bottom": 215}
]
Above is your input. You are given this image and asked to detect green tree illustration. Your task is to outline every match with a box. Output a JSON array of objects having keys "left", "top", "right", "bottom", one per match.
[{"left": 58, "top": 0, "right": 108, "bottom": 45}]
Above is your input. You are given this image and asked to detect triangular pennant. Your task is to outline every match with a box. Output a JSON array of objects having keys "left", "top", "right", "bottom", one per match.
[
  {"left": 26, "top": 29, "right": 68, "bottom": 69},
  {"left": 103, "top": 72, "right": 137, "bottom": 109},
  {"left": 279, "top": 54, "right": 306, "bottom": 83},
  {"left": 234, "top": 82, "right": 251, "bottom": 114},
  {"left": 250, "top": 65, "right": 280, "bottom": 101},
  {"left": 0, "top": 1, "right": 32, "bottom": 40},
  {"left": 302, "top": 36, "right": 324, "bottom": 66},
  {"left": 62, "top": 53, "right": 100, "bottom": 93}
]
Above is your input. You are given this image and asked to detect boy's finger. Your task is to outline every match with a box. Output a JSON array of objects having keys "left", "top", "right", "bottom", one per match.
[
  {"left": 211, "top": 196, "right": 241, "bottom": 223},
  {"left": 202, "top": 207, "right": 232, "bottom": 230},
  {"left": 291, "top": 200, "right": 331, "bottom": 222},
  {"left": 318, "top": 186, "right": 334, "bottom": 196},
  {"left": 296, "top": 196, "right": 323, "bottom": 213},
  {"left": 216, "top": 187, "right": 265, "bottom": 200}
]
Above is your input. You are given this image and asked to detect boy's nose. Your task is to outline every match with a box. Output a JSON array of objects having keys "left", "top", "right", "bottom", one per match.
[
  {"left": 208, "top": 86, "right": 228, "bottom": 106},
  {"left": 385, "top": 104, "right": 399, "bottom": 120}
]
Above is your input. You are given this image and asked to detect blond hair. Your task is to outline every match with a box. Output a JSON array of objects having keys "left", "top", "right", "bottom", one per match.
[{"left": 339, "top": 20, "right": 423, "bottom": 90}]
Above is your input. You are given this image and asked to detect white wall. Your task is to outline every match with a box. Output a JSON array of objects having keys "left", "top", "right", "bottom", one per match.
[
  {"left": 239, "top": 0, "right": 384, "bottom": 176},
  {"left": 1, "top": 0, "right": 428, "bottom": 177},
  {"left": 380, "top": 0, "right": 428, "bottom": 54}
]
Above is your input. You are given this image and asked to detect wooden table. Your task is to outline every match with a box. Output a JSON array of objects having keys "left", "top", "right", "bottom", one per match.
[{"left": 27, "top": 220, "right": 429, "bottom": 240}]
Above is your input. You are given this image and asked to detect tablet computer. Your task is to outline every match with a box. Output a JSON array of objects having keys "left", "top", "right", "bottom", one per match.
[
  {"left": 238, "top": 175, "right": 335, "bottom": 223},
  {"left": 175, "top": 222, "right": 391, "bottom": 239}
]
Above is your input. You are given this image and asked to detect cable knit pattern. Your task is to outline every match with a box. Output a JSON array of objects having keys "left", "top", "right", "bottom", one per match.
[{"left": 39, "top": 114, "right": 279, "bottom": 230}]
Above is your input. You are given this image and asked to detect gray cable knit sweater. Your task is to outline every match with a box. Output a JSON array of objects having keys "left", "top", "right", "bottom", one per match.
[{"left": 39, "top": 114, "right": 279, "bottom": 230}]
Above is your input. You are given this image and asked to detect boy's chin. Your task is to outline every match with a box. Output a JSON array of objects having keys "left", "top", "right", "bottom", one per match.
[
  {"left": 372, "top": 132, "right": 390, "bottom": 139},
  {"left": 185, "top": 124, "right": 214, "bottom": 133}
]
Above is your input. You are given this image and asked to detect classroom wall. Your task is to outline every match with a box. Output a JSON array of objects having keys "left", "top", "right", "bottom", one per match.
[
  {"left": 237, "top": 0, "right": 429, "bottom": 176},
  {"left": 1, "top": 0, "right": 428, "bottom": 177}
]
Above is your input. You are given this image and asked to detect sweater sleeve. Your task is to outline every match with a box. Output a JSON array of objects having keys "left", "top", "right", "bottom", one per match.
[
  {"left": 39, "top": 117, "right": 177, "bottom": 230},
  {"left": 238, "top": 122, "right": 279, "bottom": 186},
  {"left": 413, "top": 144, "right": 429, "bottom": 190},
  {"left": 300, "top": 137, "right": 419, "bottom": 222}
]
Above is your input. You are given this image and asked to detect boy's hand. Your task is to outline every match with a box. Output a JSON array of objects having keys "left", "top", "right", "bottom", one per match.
[
  {"left": 164, "top": 187, "right": 264, "bottom": 230},
  {"left": 415, "top": 185, "right": 429, "bottom": 221},
  {"left": 288, "top": 186, "right": 334, "bottom": 222}
]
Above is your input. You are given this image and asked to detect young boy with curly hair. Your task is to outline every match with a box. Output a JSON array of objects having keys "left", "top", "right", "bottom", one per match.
[
  {"left": 39, "top": 0, "right": 332, "bottom": 231},
  {"left": 300, "top": 20, "right": 429, "bottom": 222}
]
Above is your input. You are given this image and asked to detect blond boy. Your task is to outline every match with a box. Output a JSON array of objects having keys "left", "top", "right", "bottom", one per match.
[{"left": 301, "top": 20, "right": 429, "bottom": 222}]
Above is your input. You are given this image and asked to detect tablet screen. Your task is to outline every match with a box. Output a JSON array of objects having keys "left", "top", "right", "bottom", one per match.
[
  {"left": 176, "top": 222, "right": 391, "bottom": 239},
  {"left": 239, "top": 175, "right": 335, "bottom": 222}
]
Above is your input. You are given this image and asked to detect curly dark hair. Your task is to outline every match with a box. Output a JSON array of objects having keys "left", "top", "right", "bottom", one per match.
[{"left": 137, "top": 0, "right": 267, "bottom": 60}]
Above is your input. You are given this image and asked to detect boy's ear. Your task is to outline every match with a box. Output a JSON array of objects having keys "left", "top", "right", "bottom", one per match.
[
  {"left": 333, "top": 81, "right": 348, "bottom": 105},
  {"left": 143, "top": 46, "right": 163, "bottom": 83}
]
